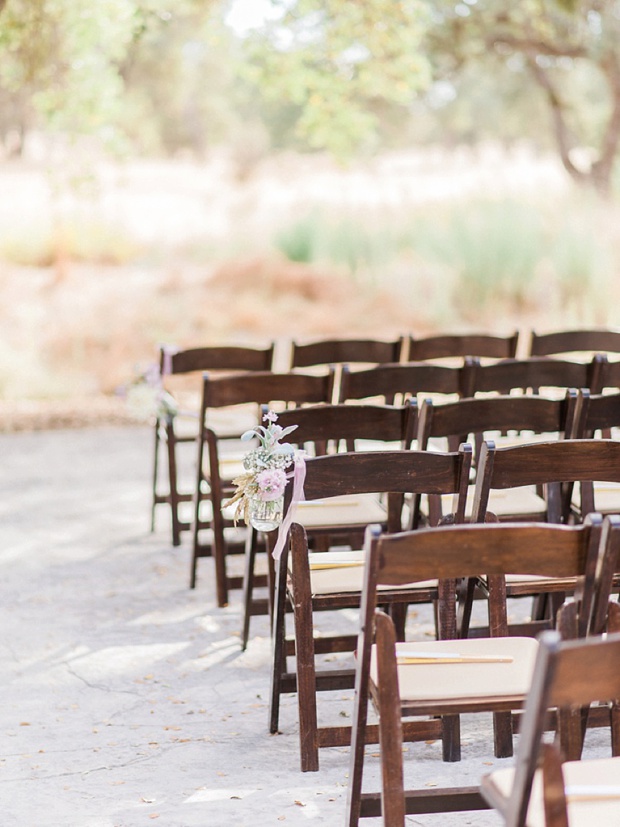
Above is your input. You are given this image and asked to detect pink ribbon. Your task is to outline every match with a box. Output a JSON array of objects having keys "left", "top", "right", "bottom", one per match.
[
  {"left": 271, "top": 454, "right": 306, "bottom": 561},
  {"left": 161, "top": 345, "right": 180, "bottom": 376}
]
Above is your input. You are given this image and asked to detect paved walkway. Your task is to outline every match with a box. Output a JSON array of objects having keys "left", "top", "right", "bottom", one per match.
[{"left": 3, "top": 425, "right": 593, "bottom": 826}]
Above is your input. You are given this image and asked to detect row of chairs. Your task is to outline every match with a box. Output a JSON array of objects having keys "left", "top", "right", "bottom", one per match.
[
  {"left": 147, "top": 336, "right": 620, "bottom": 825},
  {"left": 347, "top": 516, "right": 620, "bottom": 826},
  {"left": 271, "top": 434, "right": 620, "bottom": 776},
  {"left": 187, "top": 357, "right": 617, "bottom": 609}
]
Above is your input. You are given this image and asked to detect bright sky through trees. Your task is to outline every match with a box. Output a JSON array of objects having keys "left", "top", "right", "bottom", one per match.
[{"left": 224, "top": 0, "right": 284, "bottom": 36}]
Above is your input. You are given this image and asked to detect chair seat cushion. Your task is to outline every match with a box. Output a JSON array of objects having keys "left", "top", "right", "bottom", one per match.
[
  {"left": 300, "top": 550, "right": 436, "bottom": 596},
  {"left": 294, "top": 494, "right": 387, "bottom": 529},
  {"left": 371, "top": 637, "right": 539, "bottom": 704},
  {"left": 573, "top": 481, "right": 620, "bottom": 515},
  {"left": 437, "top": 485, "right": 546, "bottom": 519},
  {"left": 483, "top": 755, "right": 620, "bottom": 827}
]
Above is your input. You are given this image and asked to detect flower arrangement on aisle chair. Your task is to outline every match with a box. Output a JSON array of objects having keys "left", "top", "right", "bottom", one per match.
[{"left": 224, "top": 411, "right": 302, "bottom": 533}]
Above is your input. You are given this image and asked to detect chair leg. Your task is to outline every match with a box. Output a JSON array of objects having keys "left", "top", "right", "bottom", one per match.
[
  {"left": 375, "top": 611, "right": 406, "bottom": 827},
  {"left": 493, "top": 711, "right": 514, "bottom": 759},
  {"left": 269, "top": 554, "right": 288, "bottom": 735},
  {"left": 190, "top": 481, "right": 204, "bottom": 590},
  {"left": 441, "top": 715, "right": 461, "bottom": 762},
  {"left": 241, "top": 528, "right": 258, "bottom": 650},
  {"left": 211, "top": 499, "right": 229, "bottom": 607},
  {"left": 165, "top": 420, "right": 182, "bottom": 547},
  {"left": 294, "top": 584, "right": 319, "bottom": 772},
  {"left": 150, "top": 420, "right": 160, "bottom": 533}
]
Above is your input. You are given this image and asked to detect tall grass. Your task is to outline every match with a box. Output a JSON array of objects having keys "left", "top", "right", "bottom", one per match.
[{"left": 272, "top": 196, "right": 616, "bottom": 324}]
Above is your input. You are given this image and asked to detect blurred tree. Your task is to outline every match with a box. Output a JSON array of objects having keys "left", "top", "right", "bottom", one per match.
[
  {"left": 0, "top": 0, "right": 216, "bottom": 155},
  {"left": 243, "top": 0, "right": 431, "bottom": 158},
  {"left": 426, "top": 0, "right": 620, "bottom": 196}
]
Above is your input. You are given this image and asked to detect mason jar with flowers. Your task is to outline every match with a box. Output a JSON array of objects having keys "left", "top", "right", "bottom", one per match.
[{"left": 224, "top": 411, "right": 299, "bottom": 532}]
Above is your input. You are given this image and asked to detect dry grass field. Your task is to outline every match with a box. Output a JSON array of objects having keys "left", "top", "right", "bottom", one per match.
[{"left": 1, "top": 145, "right": 618, "bottom": 430}]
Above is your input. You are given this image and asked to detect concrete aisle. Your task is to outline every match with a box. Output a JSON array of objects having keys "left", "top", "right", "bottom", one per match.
[{"left": 0, "top": 425, "right": 555, "bottom": 826}]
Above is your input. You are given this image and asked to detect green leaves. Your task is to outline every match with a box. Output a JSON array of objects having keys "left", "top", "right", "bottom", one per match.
[{"left": 244, "top": 0, "right": 432, "bottom": 158}]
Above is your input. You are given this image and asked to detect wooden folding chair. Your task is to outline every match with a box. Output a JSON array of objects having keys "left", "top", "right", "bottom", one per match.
[
  {"left": 191, "top": 369, "right": 335, "bottom": 606},
  {"left": 269, "top": 446, "right": 472, "bottom": 773},
  {"left": 346, "top": 515, "right": 620, "bottom": 826},
  {"left": 529, "top": 327, "right": 620, "bottom": 359},
  {"left": 463, "top": 438, "right": 620, "bottom": 640},
  {"left": 408, "top": 331, "right": 519, "bottom": 362},
  {"left": 571, "top": 390, "right": 620, "bottom": 516},
  {"left": 339, "top": 361, "right": 469, "bottom": 407},
  {"left": 290, "top": 337, "right": 405, "bottom": 370},
  {"left": 416, "top": 391, "right": 580, "bottom": 524},
  {"left": 150, "top": 342, "right": 275, "bottom": 546},
  {"left": 481, "top": 626, "right": 620, "bottom": 827},
  {"left": 240, "top": 401, "right": 417, "bottom": 649},
  {"left": 472, "top": 438, "right": 620, "bottom": 527},
  {"left": 289, "top": 336, "right": 406, "bottom": 404},
  {"left": 467, "top": 355, "right": 606, "bottom": 398}
]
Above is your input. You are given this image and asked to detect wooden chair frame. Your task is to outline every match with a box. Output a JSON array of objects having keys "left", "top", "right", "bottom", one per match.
[
  {"left": 481, "top": 623, "right": 620, "bottom": 827},
  {"left": 240, "top": 401, "right": 418, "bottom": 649},
  {"left": 529, "top": 327, "right": 620, "bottom": 359},
  {"left": 150, "top": 342, "right": 275, "bottom": 546},
  {"left": 347, "top": 515, "right": 620, "bottom": 826},
  {"left": 191, "top": 369, "right": 335, "bottom": 606},
  {"left": 407, "top": 331, "right": 519, "bottom": 362},
  {"left": 269, "top": 446, "right": 472, "bottom": 773}
]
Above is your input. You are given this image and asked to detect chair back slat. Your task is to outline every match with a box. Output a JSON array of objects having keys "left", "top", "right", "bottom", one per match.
[
  {"left": 417, "top": 392, "right": 578, "bottom": 450},
  {"left": 408, "top": 331, "right": 519, "bottom": 362},
  {"left": 295, "top": 448, "right": 471, "bottom": 505},
  {"left": 275, "top": 401, "right": 416, "bottom": 448},
  {"left": 468, "top": 357, "right": 593, "bottom": 395},
  {"left": 162, "top": 343, "right": 275, "bottom": 375},
  {"left": 339, "top": 362, "right": 465, "bottom": 403},
  {"left": 530, "top": 328, "right": 620, "bottom": 358},
  {"left": 291, "top": 337, "right": 404, "bottom": 368},
  {"left": 201, "top": 370, "right": 335, "bottom": 410},
  {"left": 375, "top": 519, "right": 602, "bottom": 585}
]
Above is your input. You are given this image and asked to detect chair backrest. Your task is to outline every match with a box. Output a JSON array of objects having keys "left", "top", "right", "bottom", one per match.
[
  {"left": 529, "top": 328, "right": 620, "bottom": 358},
  {"left": 407, "top": 331, "right": 519, "bottom": 362},
  {"left": 338, "top": 362, "right": 466, "bottom": 405},
  {"left": 286, "top": 446, "right": 472, "bottom": 536},
  {"left": 274, "top": 401, "right": 417, "bottom": 453},
  {"left": 472, "top": 438, "right": 620, "bottom": 524},
  {"left": 417, "top": 392, "right": 579, "bottom": 460},
  {"left": 160, "top": 342, "right": 275, "bottom": 376},
  {"left": 363, "top": 515, "right": 617, "bottom": 647},
  {"left": 573, "top": 390, "right": 620, "bottom": 438},
  {"left": 466, "top": 356, "right": 605, "bottom": 396},
  {"left": 502, "top": 627, "right": 620, "bottom": 827},
  {"left": 199, "top": 369, "right": 336, "bottom": 414},
  {"left": 290, "top": 336, "right": 405, "bottom": 369}
]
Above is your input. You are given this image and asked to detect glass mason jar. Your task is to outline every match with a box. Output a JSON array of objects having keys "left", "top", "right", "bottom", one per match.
[{"left": 248, "top": 495, "right": 284, "bottom": 532}]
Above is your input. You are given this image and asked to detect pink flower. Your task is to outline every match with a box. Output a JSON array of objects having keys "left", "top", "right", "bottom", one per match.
[
  {"left": 255, "top": 468, "right": 287, "bottom": 501},
  {"left": 263, "top": 410, "right": 278, "bottom": 423}
]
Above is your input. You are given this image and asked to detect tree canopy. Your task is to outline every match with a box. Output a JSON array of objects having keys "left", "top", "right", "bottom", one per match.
[{"left": 2, "top": 0, "right": 620, "bottom": 194}]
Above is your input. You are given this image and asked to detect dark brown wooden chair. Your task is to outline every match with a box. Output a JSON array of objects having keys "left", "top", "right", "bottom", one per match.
[
  {"left": 151, "top": 342, "right": 275, "bottom": 546},
  {"left": 416, "top": 391, "right": 580, "bottom": 523},
  {"left": 467, "top": 355, "right": 606, "bottom": 397},
  {"left": 346, "top": 515, "right": 620, "bottom": 827},
  {"left": 529, "top": 327, "right": 620, "bottom": 359},
  {"left": 191, "top": 369, "right": 335, "bottom": 606},
  {"left": 571, "top": 391, "right": 620, "bottom": 517},
  {"left": 481, "top": 626, "right": 620, "bottom": 827},
  {"left": 270, "top": 446, "right": 472, "bottom": 773},
  {"left": 289, "top": 336, "right": 406, "bottom": 404},
  {"left": 240, "top": 401, "right": 417, "bottom": 649},
  {"left": 290, "top": 336, "right": 405, "bottom": 370},
  {"left": 338, "top": 361, "right": 469, "bottom": 407},
  {"left": 472, "top": 438, "right": 620, "bottom": 527},
  {"left": 408, "top": 331, "right": 519, "bottom": 362}
]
